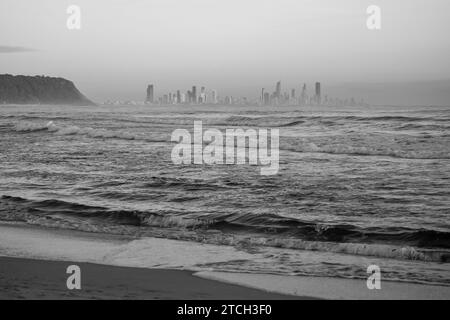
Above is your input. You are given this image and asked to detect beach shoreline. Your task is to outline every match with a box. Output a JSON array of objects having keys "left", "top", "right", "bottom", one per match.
[{"left": 1, "top": 223, "right": 449, "bottom": 300}]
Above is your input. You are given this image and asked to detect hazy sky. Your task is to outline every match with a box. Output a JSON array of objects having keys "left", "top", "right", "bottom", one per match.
[{"left": 1, "top": 0, "right": 450, "bottom": 103}]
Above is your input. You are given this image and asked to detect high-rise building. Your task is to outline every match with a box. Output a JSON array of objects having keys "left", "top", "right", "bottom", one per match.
[
  {"left": 146, "top": 84, "right": 154, "bottom": 103},
  {"left": 301, "top": 83, "right": 307, "bottom": 105},
  {"left": 211, "top": 90, "right": 217, "bottom": 104},
  {"left": 315, "top": 82, "right": 321, "bottom": 105},
  {"left": 261, "top": 88, "right": 265, "bottom": 104},
  {"left": 200, "top": 86, "right": 206, "bottom": 104},
  {"left": 291, "top": 88, "right": 295, "bottom": 99},
  {"left": 276, "top": 81, "right": 281, "bottom": 98},
  {"left": 192, "top": 86, "right": 197, "bottom": 104},
  {"left": 263, "top": 92, "right": 270, "bottom": 106},
  {"left": 176, "top": 90, "right": 181, "bottom": 104}
]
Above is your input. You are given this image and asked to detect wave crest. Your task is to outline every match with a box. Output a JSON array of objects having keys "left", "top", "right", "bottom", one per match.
[
  {"left": 1, "top": 195, "right": 449, "bottom": 262},
  {"left": 14, "top": 121, "right": 138, "bottom": 140}
]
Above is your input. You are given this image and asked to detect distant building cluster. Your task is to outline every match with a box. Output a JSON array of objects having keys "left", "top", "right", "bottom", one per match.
[
  {"left": 259, "top": 81, "right": 365, "bottom": 107},
  {"left": 103, "top": 81, "right": 367, "bottom": 107},
  {"left": 143, "top": 84, "right": 220, "bottom": 105}
]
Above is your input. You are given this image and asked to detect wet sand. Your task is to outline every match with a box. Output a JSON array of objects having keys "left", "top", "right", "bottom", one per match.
[{"left": 0, "top": 256, "right": 301, "bottom": 300}]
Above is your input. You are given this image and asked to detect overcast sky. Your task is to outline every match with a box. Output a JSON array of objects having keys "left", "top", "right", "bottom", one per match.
[{"left": 1, "top": 0, "right": 450, "bottom": 103}]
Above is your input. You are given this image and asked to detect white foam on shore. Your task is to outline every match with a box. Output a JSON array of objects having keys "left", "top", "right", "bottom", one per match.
[{"left": 194, "top": 271, "right": 450, "bottom": 300}]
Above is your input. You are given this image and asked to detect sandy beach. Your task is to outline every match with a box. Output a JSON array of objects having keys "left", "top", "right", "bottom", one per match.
[
  {"left": 0, "top": 224, "right": 301, "bottom": 299},
  {"left": 0, "top": 256, "right": 300, "bottom": 300}
]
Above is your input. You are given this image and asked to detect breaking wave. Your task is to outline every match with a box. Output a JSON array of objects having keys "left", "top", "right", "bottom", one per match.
[
  {"left": 1, "top": 195, "right": 449, "bottom": 262},
  {"left": 11, "top": 121, "right": 170, "bottom": 142}
]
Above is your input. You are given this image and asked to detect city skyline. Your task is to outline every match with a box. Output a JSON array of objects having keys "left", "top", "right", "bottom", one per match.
[{"left": 105, "top": 80, "right": 366, "bottom": 107}]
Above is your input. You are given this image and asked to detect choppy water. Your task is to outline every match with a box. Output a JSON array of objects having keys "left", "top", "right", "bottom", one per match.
[{"left": 0, "top": 104, "right": 449, "bottom": 285}]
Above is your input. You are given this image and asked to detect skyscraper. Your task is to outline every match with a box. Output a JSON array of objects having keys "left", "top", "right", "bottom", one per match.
[
  {"left": 275, "top": 81, "right": 281, "bottom": 98},
  {"left": 263, "top": 92, "right": 270, "bottom": 106},
  {"left": 211, "top": 90, "right": 217, "bottom": 104},
  {"left": 192, "top": 86, "right": 197, "bottom": 104},
  {"left": 315, "top": 82, "right": 321, "bottom": 105},
  {"left": 200, "top": 86, "right": 206, "bottom": 104},
  {"left": 301, "top": 83, "right": 307, "bottom": 106},
  {"left": 146, "top": 84, "right": 154, "bottom": 103},
  {"left": 176, "top": 90, "right": 181, "bottom": 104}
]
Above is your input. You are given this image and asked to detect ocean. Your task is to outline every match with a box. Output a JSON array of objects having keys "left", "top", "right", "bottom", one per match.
[{"left": 0, "top": 104, "right": 449, "bottom": 286}]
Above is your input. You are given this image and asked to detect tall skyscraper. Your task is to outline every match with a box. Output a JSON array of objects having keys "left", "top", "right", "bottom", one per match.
[
  {"left": 263, "top": 92, "right": 270, "bottom": 106},
  {"left": 275, "top": 81, "right": 281, "bottom": 98},
  {"left": 211, "top": 90, "right": 217, "bottom": 104},
  {"left": 301, "top": 83, "right": 307, "bottom": 105},
  {"left": 176, "top": 90, "right": 181, "bottom": 104},
  {"left": 146, "top": 84, "right": 154, "bottom": 103},
  {"left": 315, "top": 82, "right": 321, "bottom": 105},
  {"left": 192, "top": 86, "right": 197, "bottom": 104},
  {"left": 200, "top": 86, "right": 206, "bottom": 104},
  {"left": 261, "top": 88, "right": 265, "bottom": 104}
]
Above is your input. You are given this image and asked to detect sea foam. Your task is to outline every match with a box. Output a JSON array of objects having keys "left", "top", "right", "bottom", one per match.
[{"left": 14, "top": 121, "right": 138, "bottom": 141}]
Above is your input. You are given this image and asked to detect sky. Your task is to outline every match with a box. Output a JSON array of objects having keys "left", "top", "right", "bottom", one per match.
[{"left": 1, "top": 0, "right": 450, "bottom": 104}]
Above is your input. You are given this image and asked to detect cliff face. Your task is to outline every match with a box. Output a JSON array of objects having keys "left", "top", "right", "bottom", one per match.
[{"left": 0, "top": 74, "right": 95, "bottom": 105}]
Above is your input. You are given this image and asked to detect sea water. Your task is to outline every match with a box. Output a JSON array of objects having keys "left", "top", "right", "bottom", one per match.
[{"left": 0, "top": 104, "right": 449, "bottom": 286}]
